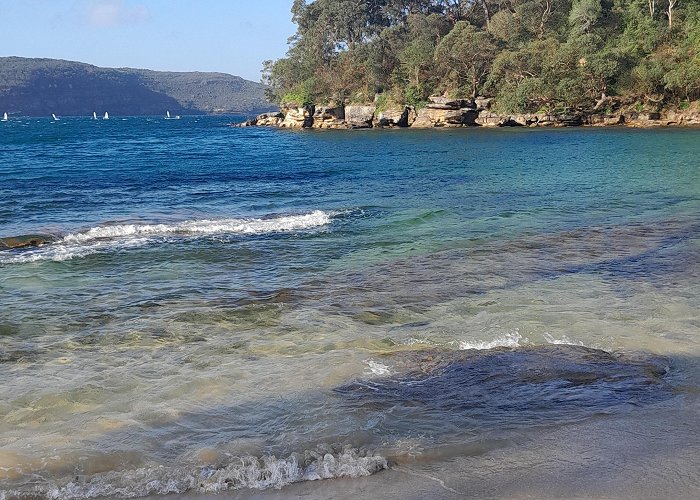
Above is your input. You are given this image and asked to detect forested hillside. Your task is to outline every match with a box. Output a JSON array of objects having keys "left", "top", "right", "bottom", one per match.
[
  {"left": 0, "top": 57, "right": 274, "bottom": 116},
  {"left": 264, "top": 0, "right": 700, "bottom": 113}
]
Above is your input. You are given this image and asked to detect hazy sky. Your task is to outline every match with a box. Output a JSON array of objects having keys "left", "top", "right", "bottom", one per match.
[{"left": 1, "top": 0, "right": 296, "bottom": 81}]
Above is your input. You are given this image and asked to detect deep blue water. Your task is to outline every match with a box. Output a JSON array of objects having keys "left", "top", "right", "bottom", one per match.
[{"left": 0, "top": 116, "right": 698, "bottom": 497}]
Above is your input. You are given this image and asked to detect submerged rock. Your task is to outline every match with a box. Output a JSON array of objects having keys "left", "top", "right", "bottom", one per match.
[
  {"left": 0, "top": 234, "right": 54, "bottom": 250},
  {"left": 336, "top": 345, "right": 671, "bottom": 430}
]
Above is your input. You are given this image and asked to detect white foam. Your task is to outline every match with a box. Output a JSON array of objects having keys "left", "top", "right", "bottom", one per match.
[
  {"left": 0, "top": 211, "right": 334, "bottom": 264},
  {"left": 364, "top": 359, "right": 392, "bottom": 376},
  {"left": 3, "top": 447, "right": 386, "bottom": 499},
  {"left": 459, "top": 330, "right": 522, "bottom": 350},
  {"left": 62, "top": 211, "right": 333, "bottom": 244},
  {"left": 543, "top": 333, "right": 584, "bottom": 346}
]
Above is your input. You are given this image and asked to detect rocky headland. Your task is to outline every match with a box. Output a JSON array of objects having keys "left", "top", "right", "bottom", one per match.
[{"left": 237, "top": 96, "right": 700, "bottom": 130}]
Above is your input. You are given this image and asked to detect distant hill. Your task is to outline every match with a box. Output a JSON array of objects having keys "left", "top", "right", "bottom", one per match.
[{"left": 0, "top": 57, "right": 275, "bottom": 116}]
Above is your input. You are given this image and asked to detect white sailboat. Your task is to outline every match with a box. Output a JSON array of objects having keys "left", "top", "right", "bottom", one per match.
[
  {"left": 165, "top": 110, "right": 181, "bottom": 120},
  {"left": 93, "top": 111, "right": 97, "bottom": 120},
  {"left": 52, "top": 113, "right": 60, "bottom": 121},
  {"left": 1, "top": 112, "right": 7, "bottom": 122},
  {"left": 103, "top": 112, "right": 109, "bottom": 120}
]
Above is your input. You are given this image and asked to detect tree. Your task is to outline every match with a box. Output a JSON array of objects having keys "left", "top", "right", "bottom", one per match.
[
  {"left": 569, "top": 0, "right": 602, "bottom": 33},
  {"left": 434, "top": 21, "right": 499, "bottom": 97}
]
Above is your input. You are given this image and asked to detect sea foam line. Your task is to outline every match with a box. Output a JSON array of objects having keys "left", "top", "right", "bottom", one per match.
[
  {"left": 0, "top": 211, "right": 335, "bottom": 264},
  {"left": 1, "top": 447, "right": 386, "bottom": 499},
  {"left": 62, "top": 210, "right": 334, "bottom": 244}
]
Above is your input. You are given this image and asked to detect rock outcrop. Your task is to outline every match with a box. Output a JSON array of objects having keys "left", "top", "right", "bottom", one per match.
[
  {"left": 241, "top": 98, "right": 700, "bottom": 130},
  {"left": 661, "top": 105, "right": 700, "bottom": 126},
  {"left": 0, "top": 234, "right": 54, "bottom": 250},
  {"left": 375, "top": 106, "right": 416, "bottom": 127},
  {"left": 256, "top": 112, "right": 284, "bottom": 127},
  {"left": 344, "top": 105, "right": 375, "bottom": 128},
  {"left": 411, "top": 96, "right": 478, "bottom": 128},
  {"left": 476, "top": 112, "right": 584, "bottom": 127},
  {"left": 312, "top": 106, "right": 348, "bottom": 129},
  {"left": 587, "top": 114, "right": 625, "bottom": 126},
  {"left": 280, "top": 105, "right": 314, "bottom": 128}
]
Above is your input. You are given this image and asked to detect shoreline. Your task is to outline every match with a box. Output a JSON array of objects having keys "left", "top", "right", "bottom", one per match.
[{"left": 236, "top": 98, "right": 700, "bottom": 130}]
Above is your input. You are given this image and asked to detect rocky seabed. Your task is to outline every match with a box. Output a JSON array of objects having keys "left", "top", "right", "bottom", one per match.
[{"left": 237, "top": 96, "right": 700, "bottom": 130}]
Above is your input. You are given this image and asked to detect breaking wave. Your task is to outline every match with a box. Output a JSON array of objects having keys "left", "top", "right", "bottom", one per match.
[
  {"left": 1, "top": 446, "right": 387, "bottom": 499},
  {"left": 458, "top": 330, "right": 523, "bottom": 350},
  {"left": 0, "top": 210, "right": 336, "bottom": 264}
]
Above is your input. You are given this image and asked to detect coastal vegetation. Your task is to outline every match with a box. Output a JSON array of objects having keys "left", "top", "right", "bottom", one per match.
[{"left": 263, "top": 0, "right": 700, "bottom": 114}]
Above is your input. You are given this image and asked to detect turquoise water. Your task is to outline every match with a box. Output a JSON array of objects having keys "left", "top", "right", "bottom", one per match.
[{"left": 1, "top": 117, "right": 699, "bottom": 498}]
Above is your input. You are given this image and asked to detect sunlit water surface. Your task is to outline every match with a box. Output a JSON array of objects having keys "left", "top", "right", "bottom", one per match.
[{"left": 1, "top": 117, "right": 698, "bottom": 498}]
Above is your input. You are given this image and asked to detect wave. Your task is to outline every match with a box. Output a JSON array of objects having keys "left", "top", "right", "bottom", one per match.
[
  {"left": 0, "top": 211, "right": 336, "bottom": 264},
  {"left": 458, "top": 330, "right": 522, "bottom": 350},
  {"left": 62, "top": 211, "right": 333, "bottom": 244},
  {"left": 404, "top": 330, "right": 597, "bottom": 352},
  {"left": 401, "top": 331, "right": 524, "bottom": 351},
  {"left": 1, "top": 446, "right": 387, "bottom": 499}
]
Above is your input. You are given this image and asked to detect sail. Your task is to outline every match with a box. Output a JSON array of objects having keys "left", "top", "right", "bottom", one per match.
[
  {"left": 104, "top": 112, "right": 109, "bottom": 120},
  {"left": 166, "top": 111, "right": 171, "bottom": 119},
  {"left": 2, "top": 112, "right": 7, "bottom": 121},
  {"left": 93, "top": 112, "right": 97, "bottom": 120}
]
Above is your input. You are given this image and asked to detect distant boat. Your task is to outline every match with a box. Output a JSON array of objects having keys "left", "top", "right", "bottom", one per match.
[
  {"left": 103, "top": 112, "right": 109, "bottom": 120},
  {"left": 93, "top": 112, "right": 97, "bottom": 120},
  {"left": 165, "top": 110, "right": 181, "bottom": 120},
  {"left": 52, "top": 113, "right": 60, "bottom": 121},
  {"left": 1, "top": 112, "right": 7, "bottom": 122}
]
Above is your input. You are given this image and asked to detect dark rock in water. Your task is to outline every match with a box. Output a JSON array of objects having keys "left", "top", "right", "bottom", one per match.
[
  {"left": 0, "top": 234, "right": 54, "bottom": 250},
  {"left": 335, "top": 345, "right": 671, "bottom": 433}
]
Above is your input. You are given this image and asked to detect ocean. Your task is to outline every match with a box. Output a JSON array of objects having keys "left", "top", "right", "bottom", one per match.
[{"left": 1, "top": 116, "right": 698, "bottom": 499}]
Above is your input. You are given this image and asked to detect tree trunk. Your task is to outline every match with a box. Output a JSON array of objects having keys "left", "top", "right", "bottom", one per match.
[
  {"left": 480, "top": 0, "right": 491, "bottom": 29},
  {"left": 667, "top": 0, "right": 677, "bottom": 27}
]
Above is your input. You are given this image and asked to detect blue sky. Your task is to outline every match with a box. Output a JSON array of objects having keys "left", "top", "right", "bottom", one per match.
[{"left": 0, "top": 0, "right": 296, "bottom": 81}]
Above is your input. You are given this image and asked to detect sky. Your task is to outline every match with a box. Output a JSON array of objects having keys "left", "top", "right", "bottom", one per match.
[{"left": 0, "top": 0, "right": 297, "bottom": 81}]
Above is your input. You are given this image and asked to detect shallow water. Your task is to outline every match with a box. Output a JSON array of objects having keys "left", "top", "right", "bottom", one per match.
[{"left": 0, "top": 118, "right": 698, "bottom": 498}]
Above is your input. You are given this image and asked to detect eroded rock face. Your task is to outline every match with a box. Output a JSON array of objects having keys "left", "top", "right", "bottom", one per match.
[
  {"left": 474, "top": 96, "right": 493, "bottom": 111},
  {"left": 376, "top": 106, "right": 416, "bottom": 127},
  {"left": 428, "top": 96, "right": 474, "bottom": 108},
  {"left": 255, "top": 112, "right": 284, "bottom": 127},
  {"left": 0, "top": 234, "right": 54, "bottom": 250},
  {"left": 280, "top": 106, "right": 314, "bottom": 128},
  {"left": 661, "top": 103, "right": 700, "bottom": 125},
  {"left": 412, "top": 107, "right": 478, "bottom": 128},
  {"left": 312, "top": 106, "right": 348, "bottom": 129},
  {"left": 475, "top": 112, "right": 585, "bottom": 127},
  {"left": 344, "top": 105, "right": 375, "bottom": 128},
  {"left": 588, "top": 114, "right": 624, "bottom": 126}
]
